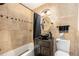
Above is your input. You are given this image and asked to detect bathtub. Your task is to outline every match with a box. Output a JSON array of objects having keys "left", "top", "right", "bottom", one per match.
[{"left": 1, "top": 43, "right": 34, "bottom": 56}]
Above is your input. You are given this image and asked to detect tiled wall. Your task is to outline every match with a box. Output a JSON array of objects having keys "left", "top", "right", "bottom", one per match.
[
  {"left": 34, "top": 3, "right": 78, "bottom": 56},
  {"left": 0, "top": 3, "right": 34, "bottom": 54}
]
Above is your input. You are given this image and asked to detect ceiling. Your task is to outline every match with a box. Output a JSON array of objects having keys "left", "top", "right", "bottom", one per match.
[{"left": 22, "top": 3, "right": 45, "bottom": 9}]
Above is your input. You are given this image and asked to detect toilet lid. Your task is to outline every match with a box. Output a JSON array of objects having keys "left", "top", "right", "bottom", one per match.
[{"left": 55, "top": 50, "right": 69, "bottom": 56}]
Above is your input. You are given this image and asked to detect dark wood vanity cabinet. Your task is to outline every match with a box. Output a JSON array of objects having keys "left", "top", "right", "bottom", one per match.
[
  {"left": 39, "top": 39, "right": 54, "bottom": 56},
  {"left": 34, "top": 38, "right": 55, "bottom": 56}
]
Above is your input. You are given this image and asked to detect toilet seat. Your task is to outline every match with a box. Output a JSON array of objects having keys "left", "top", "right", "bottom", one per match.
[{"left": 55, "top": 50, "right": 69, "bottom": 56}]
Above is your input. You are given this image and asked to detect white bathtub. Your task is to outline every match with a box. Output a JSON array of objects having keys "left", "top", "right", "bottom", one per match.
[{"left": 1, "top": 43, "right": 34, "bottom": 56}]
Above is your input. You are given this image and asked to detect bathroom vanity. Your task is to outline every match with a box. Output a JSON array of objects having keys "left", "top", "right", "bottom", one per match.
[
  {"left": 39, "top": 39, "right": 54, "bottom": 56},
  {"left": 34, "top": 33, "right": 54, "bottom": 56},
  {"left": 33, "top": 12, "right": 55, "bottom": 56}
]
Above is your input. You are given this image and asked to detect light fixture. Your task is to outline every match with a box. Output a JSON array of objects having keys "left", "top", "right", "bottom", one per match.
[{"left": 40, "top": 9, "right": 51, "bottom": 16}]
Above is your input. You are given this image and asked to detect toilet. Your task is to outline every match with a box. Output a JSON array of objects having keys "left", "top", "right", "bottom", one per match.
[{"left": 55, "top": 33, "right": 70, "bottom": 56}]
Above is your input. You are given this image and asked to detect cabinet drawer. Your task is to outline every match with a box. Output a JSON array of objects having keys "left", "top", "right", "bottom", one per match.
[{"left": 40, "top": 41, "right": 50, "bottom": 47}]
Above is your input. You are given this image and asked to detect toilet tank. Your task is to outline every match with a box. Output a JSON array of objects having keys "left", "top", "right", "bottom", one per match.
[{"left": 56, "top": 40, "right": 70, "bottom": 53}]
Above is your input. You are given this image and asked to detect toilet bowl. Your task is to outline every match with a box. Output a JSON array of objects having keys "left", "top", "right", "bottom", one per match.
[
  {"left": 55, "top": 50, "right": 69, "bottom": 56},
  {"left": 55, "top": 39, "right": 70, "bottom": 56}
]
